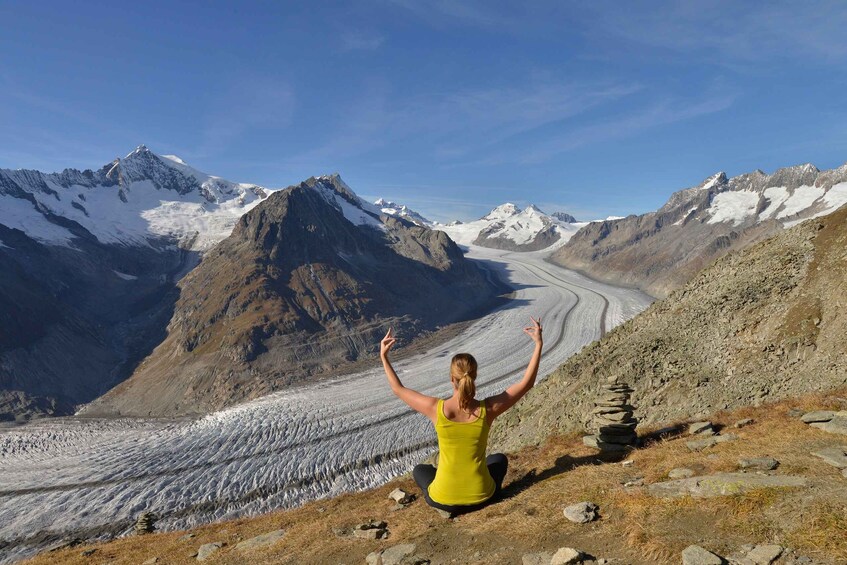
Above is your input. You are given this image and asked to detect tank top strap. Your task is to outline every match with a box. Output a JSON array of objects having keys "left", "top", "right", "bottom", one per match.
[{"left": 436, "top": 398, "right": 445, "bottom": 424}]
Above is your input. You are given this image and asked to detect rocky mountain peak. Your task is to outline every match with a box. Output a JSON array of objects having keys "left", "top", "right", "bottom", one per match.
[
  {"left": 700, "top": 172, "right": 728, "bottom": 190},
  {"left": 552, "top": 211, "right": 578, "bottom": 223}
]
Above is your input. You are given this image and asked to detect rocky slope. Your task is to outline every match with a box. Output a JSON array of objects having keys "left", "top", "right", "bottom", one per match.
[
  {"left": 553, "top": 164, "right": 847, "bottom": 297},
  {"left": 491, "top": 205, "right": 847, "bottom": 453},
  {"left": 85, "top": 175, "right": 504, "bottom": 417},
  {"left": 440, "top": 203, "right": 584, "bottom": 251}
]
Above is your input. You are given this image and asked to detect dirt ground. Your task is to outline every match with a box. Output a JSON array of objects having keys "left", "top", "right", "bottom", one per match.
[{"left": 23, "top": 389, "right": 847, "bottom": 565}]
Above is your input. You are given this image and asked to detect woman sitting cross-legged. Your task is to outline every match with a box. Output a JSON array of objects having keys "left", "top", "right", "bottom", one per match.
[{"left": 379, "top": 316, "right": 543, "bottom": 514}]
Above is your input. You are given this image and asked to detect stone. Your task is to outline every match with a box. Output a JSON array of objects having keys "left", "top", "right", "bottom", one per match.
[
  {"left": 800, "top": 410, "right": 835, "bottom": 423},
  {"left": 843, "top": 468, "right": 847, "bottom": 478},
  {"left": 598, "top": 410, "right": 634, "bottom": 422},
  {"left": 81, "top": 549, "right": 96, "bottom": 557},
  {"left": 734, "top": 418, "right": 755, "bottom": 428},
  {"left": 388, "top": 488, "right": 414, "bottom": 505},
  {"left": 621, "top": 459, "right": 634, "bottom": 467},
  {"left": 647, "top": 472, "right": 808, "bottom": 498},
  {"left": 738, "top": 457, "right": 779, "bottom": 471},
  {"left": 686, "top": 437, "right": 719, "bottom": 451},
  {"left": 234, "top": 529, "right": 285, "bottom": 551},
  {"left": 809, "top": 416, "right": 847, "bottom": 435},
  {"left": 435, "top": 508, "right": 453, "bottom": 519},
  {"left": 381, "top": 543, "right": 418, "bottom": 565},
  {"left": 521, "top": 553, "right": 553, "bottom": 565},
  {"left": 811, "top": 446, "right": 847, "bottom": 468},
  {"left": 597, "top": 434, "right": 637, "bottom": 445},
  {"left": 592, "top": 405, "right": 635, "bottom": 415},
  {"left": 368, "top": 543, "right": 419, "bottom": 565},
  {"left": 687, "top": 434, "right": 737, "bottom": 451},
  {"left": 681, "top": 545, "right": 724, "bottom": 565},
  {"left": 179, "top": 533, "right": 197, "bottom": 541},
  {"left": 688, "top": 421, "right": 715, "bottom": 435},
  {"left": 354, "top": 528, "right": 387, "bottom": 540},
  {"left": 746, "top": 544, "right": 783, "bottom": 564},
  {"left": 668, "top": 467, "right": 696, "bottom": 479},
  {"left": 563, "top": 501, "right": 599, "bottom": 524},
  {"left": 551, "top": 547, "right": 584, "bottom": 565},
  {"left": 196, "top": 542, "right": 224, "bottom": 561},
  {"left": 582, "top": 435, "right": 630, "bottom": 452},
  {"left": 142, "top": 558, "right": 159, "bottom": 565}
]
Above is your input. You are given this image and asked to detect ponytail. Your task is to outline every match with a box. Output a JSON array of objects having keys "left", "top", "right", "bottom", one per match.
[{"left": 450, "top": 353, "right": 478, "bottom": 414}]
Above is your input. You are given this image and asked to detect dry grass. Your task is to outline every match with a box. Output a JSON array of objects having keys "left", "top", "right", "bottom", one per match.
[{"left": 23, "top": 389, "right": 847, "bottom": 565}]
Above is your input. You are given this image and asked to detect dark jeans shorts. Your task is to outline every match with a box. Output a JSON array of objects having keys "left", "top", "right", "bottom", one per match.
[{"left": 412, "top": 453, "right": 508, "bottom": 514}]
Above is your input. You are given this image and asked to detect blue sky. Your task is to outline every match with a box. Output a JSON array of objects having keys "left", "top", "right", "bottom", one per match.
[{"left": 3, "top": 1, "right": 847, "bottom": 222}]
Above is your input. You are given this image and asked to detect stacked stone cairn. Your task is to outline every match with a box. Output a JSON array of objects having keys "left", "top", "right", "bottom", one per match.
[
  {"left": 134, "top": 512, "right": 156, "bottom": 535},
  {"left": 583, "top": 376, "right": 638, "bottom": 451}
]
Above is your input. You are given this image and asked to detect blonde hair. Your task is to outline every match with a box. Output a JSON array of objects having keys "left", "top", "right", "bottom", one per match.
[{"left": 450, "top": 353, "right": 478, "bottom": 414}]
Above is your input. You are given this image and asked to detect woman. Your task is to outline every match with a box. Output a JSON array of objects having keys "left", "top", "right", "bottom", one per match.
[{"left": 379, "top": 316, "right": 543, "bottom": 514}]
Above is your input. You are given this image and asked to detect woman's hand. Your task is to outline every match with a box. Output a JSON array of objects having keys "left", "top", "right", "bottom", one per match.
[
  {"left": 523, "top": 316, "right": 543, "bottom": 345},
  {"left": 380, "top": 328, "right": 397, "bottom": 358}
]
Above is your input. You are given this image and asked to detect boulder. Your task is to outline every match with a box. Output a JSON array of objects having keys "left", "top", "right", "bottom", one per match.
[
  {"left": 734, "top": 418, "right": 754, "bottom": 428},
  {"left": 196, "top": 542, "right": 224, "bottom": 561},
  {"left": 745, "top": 544, "right": 783, "bottom": 564},
  {"left": 811, "top": 446, "right": 847, "bottom": 468},
  {"left": 563, "top": 502, "right": 599, "bottom": 524},
  {"left": 234, "top": 529, "right": 285, "bottom": 551},
  {"left": 809, "top": 416, "right": 847, "bottom": 435},
  {"left": 551, "top": 547, "right": 583, "bottom": 565},
  {"left": 800, "top": 410, "right": 835, "bottom": 423},
  {"left": 681, "top": 545, "right": 723, "bottom": 565},
  {"left": 737, "top": 457, "right": 779, "bottom": 471},
  {"left": 689, "top": 421, "right": 715, "bottom": 435},
  {"left": 647, "top": 472, "right": 807, "bottom": 498}
]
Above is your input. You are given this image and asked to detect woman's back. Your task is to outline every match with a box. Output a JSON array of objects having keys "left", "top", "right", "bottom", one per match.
[{"left": 427, "top": 398, "right": 495, "bottom": 506}]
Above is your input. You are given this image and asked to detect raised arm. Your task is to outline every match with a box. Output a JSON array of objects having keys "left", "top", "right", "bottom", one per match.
[
  {"left": 486, "top": 317, "right": 543, "bottom": 420},
  {"left": 380, "top": 329, "right": 438, "bottom": 422}
]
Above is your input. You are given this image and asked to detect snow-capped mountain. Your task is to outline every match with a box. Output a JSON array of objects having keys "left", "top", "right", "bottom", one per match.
[
  {"left": 374, "top": 198, "right": 431, "bottom": 226},
  {"left": 553, "top": 162, "right": 847, "bottom": 297},
  {"left": 85, "top": 174, "right": 503, "bottom": 417},
  {"left": 0, "top": 145, "right": 273, "bottom": 251},
  {"left": 439, "top": 203, "right": 585, "bottom": 252}
]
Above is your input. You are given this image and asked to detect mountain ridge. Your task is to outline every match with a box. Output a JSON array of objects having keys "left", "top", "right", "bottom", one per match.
[{"left": 552, "top": 161, "right": 847, "bottom": 297}]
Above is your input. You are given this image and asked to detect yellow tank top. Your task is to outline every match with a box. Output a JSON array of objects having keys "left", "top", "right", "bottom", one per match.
[{"left": 427, "top": 398, "right": 496, "bottom": 506}]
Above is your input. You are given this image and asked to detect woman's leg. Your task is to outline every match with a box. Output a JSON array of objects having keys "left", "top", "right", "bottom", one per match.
[
  {"left": 487, "top": 453, "right": 508, "bottom": 492},
  {"left": 412, "top": 464, "right": 437, "bottom": 494}
]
